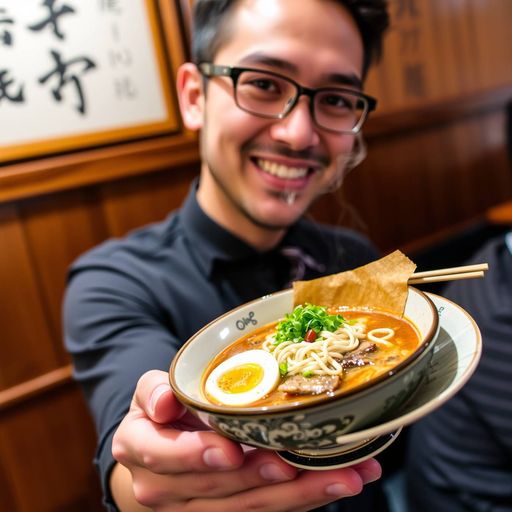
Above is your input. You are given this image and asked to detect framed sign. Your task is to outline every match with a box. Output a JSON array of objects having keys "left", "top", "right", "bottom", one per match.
[{"left": 0, "top": 0, "right": 179, "bottom": 163}]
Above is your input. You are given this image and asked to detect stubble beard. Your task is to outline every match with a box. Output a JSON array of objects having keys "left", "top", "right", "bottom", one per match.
[
  {"left": 202, "top": 153, "right": 350, "bottom": 232},
  {"left": 206, "top": 157, "right": 297, "bottom": 231},
  {"left": 198, "top": 128, "right": 353, "bottom": 232}
]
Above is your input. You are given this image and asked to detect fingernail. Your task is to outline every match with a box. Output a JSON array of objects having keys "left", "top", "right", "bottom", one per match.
[
  {"left": 358, "top": 467, "right": 381, "bottom": 484},
  {"left": 149, "top": 384, "right": 169, "bottom": 416},
  {"left": 325, "top": 483, "right": 357, "bottom": 497},
  {"left": 203, "top": 448, "right": 232, "bottom": 469},
  {"left": 260, "top": 463, "right": 291, "bottom": 482}
]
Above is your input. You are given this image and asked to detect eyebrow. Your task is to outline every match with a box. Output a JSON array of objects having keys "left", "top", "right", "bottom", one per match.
[{"left": 237, "top": 52, "right": 363, "bottom": 89}]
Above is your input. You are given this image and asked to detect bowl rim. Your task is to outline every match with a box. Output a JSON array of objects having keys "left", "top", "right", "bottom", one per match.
[{"left": 169, "top": 286, "right": 439, "bottom": 416}]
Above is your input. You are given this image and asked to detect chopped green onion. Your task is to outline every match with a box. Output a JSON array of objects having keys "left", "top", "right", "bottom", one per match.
[{"left": 274, "top": 303, "right": 345, "bottom": 345}]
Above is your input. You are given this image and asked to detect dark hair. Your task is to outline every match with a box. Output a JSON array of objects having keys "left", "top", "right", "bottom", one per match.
[{"left": 191, "top": 0, "right": 389, "bottom": 78}]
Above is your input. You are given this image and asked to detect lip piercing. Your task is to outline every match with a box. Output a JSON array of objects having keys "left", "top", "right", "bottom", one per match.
[{"left": 283, "top": 191, "right": 298, "bottom": 205}]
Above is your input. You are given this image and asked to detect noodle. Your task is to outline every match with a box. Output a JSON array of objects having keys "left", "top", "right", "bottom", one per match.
[
  {"left": 202, "top": 306, "right": 420, "bottom": 408},
  {"left": 367, "top": 327, "right": 394, "bottom": 346},
  {"left": 262, "top": 321, "right": 395, "bottom": 377}
]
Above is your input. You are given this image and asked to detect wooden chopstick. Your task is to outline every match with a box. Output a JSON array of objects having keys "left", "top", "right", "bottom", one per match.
[
  {"left": 409, "top": 263, "right": 488, "bottom": 279},
  {"left": 408, "top": 263, "right": 488, "bottom": 285}
]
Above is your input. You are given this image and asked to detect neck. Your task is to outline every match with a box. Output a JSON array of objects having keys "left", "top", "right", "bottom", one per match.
[{"left": 196, "top": 172, "right": 287, "bottom": 251}]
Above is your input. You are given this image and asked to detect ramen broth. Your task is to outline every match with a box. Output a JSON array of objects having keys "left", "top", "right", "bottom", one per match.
[{"left": 203, "top": 308, "right": 421, "bottom": 407}]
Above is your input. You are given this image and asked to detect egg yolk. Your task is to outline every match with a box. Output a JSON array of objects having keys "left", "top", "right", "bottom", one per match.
[{"left": 217, "top": 363, "right": 264, "bottom": 394}]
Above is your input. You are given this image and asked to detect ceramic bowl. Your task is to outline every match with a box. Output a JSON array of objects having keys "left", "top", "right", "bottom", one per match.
[{"left": 169, "top": 286, "right": 439, "bottom": 455}]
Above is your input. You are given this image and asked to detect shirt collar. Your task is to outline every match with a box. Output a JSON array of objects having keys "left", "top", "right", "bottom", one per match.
[
  {"left": 181, "top": 179, "right": 263, "bottom": 276},
  {"left": 180, "top": 179, "right": 325, "bottom": 279}
]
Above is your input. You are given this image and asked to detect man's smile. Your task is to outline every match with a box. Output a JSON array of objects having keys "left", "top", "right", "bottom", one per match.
[{"left": 256, "top": 158, "right": 309, "bottom": 179}]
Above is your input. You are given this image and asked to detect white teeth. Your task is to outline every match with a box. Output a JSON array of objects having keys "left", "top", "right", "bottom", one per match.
[{"left": 257, "top": 159, "right": 308, "bottom": 179}]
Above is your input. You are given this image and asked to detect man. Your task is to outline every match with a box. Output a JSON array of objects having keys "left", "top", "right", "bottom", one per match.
[{"left": 64, "top": 0, "right": 390, "bottom": 510}]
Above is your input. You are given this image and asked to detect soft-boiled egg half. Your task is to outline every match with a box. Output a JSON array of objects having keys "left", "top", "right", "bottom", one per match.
[{"left": 204, "top": 349, "right": 280, "bottom": 406}]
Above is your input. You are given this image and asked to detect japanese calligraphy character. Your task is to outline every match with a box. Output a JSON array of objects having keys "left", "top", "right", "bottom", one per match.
[
  {"left": 114, "top": 76, "right": 137, "bottom": 99},
  {"left": 99, "top": 0, "right": 122, "bottom": 14},
  {"left": 38, "top": 49, "right": 96, "bottom": 114},
  {"left": 396, "top": 0, "right": 419, "bottom": 19},
  {"left": 110, "top": 23, "right": 120, "bottom": 42},
  {"left": 28, "top": 0, "right": 76, "bottom": 40},
  {"left": 0, "top": 8, "right": 14, "bottom": 46},
  {"left": 0, "top": 70, "right": 25, "bottom": 103},
  {"left": 109, "top": 48, "right": 132, "bottom": 68}
]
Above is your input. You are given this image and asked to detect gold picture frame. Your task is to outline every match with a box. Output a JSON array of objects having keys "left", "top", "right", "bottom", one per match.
[{"left": 0, "top": 0, "right": 182, "bottom": 164}]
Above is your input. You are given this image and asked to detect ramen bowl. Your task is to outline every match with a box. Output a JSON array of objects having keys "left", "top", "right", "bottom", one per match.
[{"left": 169, "top": 286, "right": 439, "bottom": 461}]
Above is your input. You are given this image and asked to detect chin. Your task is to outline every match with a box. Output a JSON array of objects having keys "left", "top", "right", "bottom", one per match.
[{"left": 254, "top": 204, "right": 306, "bottom": 229}]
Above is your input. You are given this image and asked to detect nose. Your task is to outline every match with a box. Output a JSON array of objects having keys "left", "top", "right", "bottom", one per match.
[{"left": 269, "top": 96, "right": 320, "bottom": 150}]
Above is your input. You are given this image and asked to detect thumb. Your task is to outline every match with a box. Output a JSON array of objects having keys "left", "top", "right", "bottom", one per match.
[{"left": 133, "top": 369, "right": 186, "bottom": 424}]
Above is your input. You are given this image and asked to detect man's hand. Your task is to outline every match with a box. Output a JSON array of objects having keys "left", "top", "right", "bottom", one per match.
[{"left": 111, "top": 370, "right": 382, "bottom": 511}]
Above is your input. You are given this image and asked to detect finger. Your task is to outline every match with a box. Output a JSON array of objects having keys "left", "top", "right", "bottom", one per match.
[
  {"left": 350, "top": 457, "right": 382, "bottom": 484},
  {"left": 113, "top": 413, "right": 245, "bottom": 474},
  {"left": 129, "top": 449, "right": 298, "bottom": 507},
  {"left": 132, "top": 369, "right": 185, "bottom": 424},
  {"left": 128, "top": 454, "right": 381, "bottom": 510},
  {"left": 114, "top": 370, "right": 245, "bottom": 473},
  {"left": 185, "top": 465, "right": 367, "bottom": 512},
  {"left": 128, "top": 452, "right": 381, "bottom": 507}
]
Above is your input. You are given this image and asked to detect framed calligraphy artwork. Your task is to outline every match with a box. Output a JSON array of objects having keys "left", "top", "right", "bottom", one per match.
[{"left": 0, "top": 0, "right": 180, "bottom": 164}]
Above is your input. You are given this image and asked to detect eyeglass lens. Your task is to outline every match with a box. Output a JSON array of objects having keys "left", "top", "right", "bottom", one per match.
[{"left": 235, "top": 69, "right": 366, "bottom": 132}]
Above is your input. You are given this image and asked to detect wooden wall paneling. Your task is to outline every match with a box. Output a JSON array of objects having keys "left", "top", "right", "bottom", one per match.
[
  {"left": 469, "top": 0, "right": 512, "bottom": 88},
  {"left": 365, "top": 0, "right": 512, "bottom": 111},
  {"left": 422, "top": 0, "right": 479, "bottom": 96},
  {"left": 178, "top": 0, "right": 193, "bottom": 49},
  {"left": 0, "top": 135, "right": 200, "bottom": 205},
  {"left": 480, "top": 111, "right": 512, "bottom": 192},
  {"left": 315, "top": 131, "right": 467, "bottom": 251},
  {"left": 421, "top": 126, "right": 463, "bottom": 229},
  {"left": 0, "top": 433, "right": 18, "bottom": 511},
  {"left": 0, "top": 0, "right": 199, "bottom": 206},
  {"left": 309, "top": 187, "right": 373, "bottom": 240},
  {"left": 160, "top": 0, "right": 192, "bottom": 65},
  {"left": 98, "top": 163, "right": 197, "bottom": 237},
  {"left": 16, "top": 188, "right": 112, "bottom": 362},
  {"left": 0, "top": 386, "right": 103, "bottom": 511},
  {"left": 345, "top": 133, "right": 437, "bottom": 251},
  {"left": 447, "top": 115, "right": 502, "bottom": 218},
  {"left": 0, "top": 205, "right": 59, "bottom": 390},
  {"left": 0, "top": 366, "right": 71, "bottom": 412},
  {"left": 335, "top": 107, "right": 511, "bottom": 253},
  {"left": 399, "top": 0, "right": 442, "bottom": 99},
  {"left": 364, "top": 0, "right": 436, "bottom": 109},
  {"left": 364, "top": 84, "right": 512, "bottom": 139}
]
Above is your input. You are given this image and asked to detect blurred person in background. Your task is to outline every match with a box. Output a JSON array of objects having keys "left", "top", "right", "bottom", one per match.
[{"left": 406, "top": 230, "right": 512, "bottom": 512}]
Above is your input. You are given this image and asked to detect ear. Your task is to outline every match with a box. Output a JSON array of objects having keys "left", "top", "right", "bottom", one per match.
[{"left": 176, "top": 63, "right": 205, "bottom": 131}]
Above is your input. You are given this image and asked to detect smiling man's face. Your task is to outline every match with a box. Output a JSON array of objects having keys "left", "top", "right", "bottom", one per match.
[{"left": 190, "top": 0, "right": 364, "bottom": 248}]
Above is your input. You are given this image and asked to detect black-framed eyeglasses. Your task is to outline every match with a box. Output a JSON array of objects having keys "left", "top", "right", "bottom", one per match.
[{"left": 198, "top": 63, "right": 377, "bottom": 134}]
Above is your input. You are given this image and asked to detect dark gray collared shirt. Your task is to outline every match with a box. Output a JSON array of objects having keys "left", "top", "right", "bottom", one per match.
[{"left": 63, "top": 181, "right": 379, "bottom": 510}]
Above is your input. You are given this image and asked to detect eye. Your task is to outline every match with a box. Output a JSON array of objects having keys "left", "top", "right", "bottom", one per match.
[
  {"left": 319, "top": 92, "right": 354, "bottom": 111},
  {"left": 238, "top": 71, "right": 289, "bottom": 99},
  {"left": 249, "top": 77, "right": 280, "bottom": 92},
  {"left": 242, "top": 77, "right": 283, "bottom": 98}
]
